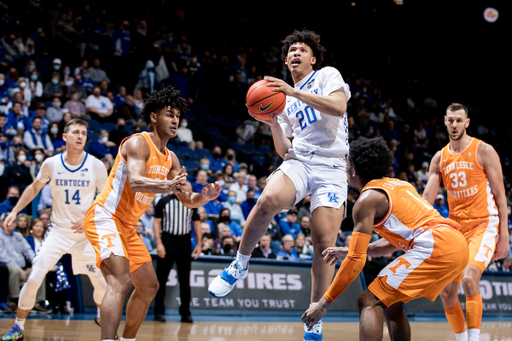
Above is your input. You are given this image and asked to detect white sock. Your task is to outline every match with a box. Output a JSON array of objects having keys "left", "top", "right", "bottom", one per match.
[
  {"left": 96, "top": 307, "right": 100, "bottom": 319},
  {"left": 102, "top": 339, "right": 116, "bottom": 341},
  {"left": 236, "top": 252, "right": 251, "bottom": 268},
  {"left": 15, "top": 318, "right": 25, "bottom": 330},
  {"left": 455, "top": 330, "right": 468, "bottom": 341},
  {"left": 468, "top": 328, "right": 480, "bottom": 341},
  {"left": 121, "top": 338, "right": 136, "bottom": 341}
]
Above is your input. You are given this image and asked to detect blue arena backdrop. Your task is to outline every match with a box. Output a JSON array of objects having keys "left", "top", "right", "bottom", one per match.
[{"left": 77, "top": 257, "right": 512, "bottom": 316}]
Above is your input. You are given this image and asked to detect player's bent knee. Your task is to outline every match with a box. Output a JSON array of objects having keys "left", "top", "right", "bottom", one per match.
[
  {"left": 254, "top": 194, "right": 285, "bottom": 217},
  {"left": 109, "top": 275, "right": 133, "bottom": 295},
  {"left": 357, "top": 290, "right": 380, "bottom": 311}
]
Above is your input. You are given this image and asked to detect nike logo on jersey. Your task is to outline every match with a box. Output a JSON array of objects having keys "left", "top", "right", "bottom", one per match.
[
  {"left": 259, "top": 98, "right": 277, "bottom": 112},
  {"left": 58, "top": 171, "right": 65, "bottom": 174},
  {"left": 333, "top": 165, "right": 341, "bottom": 168}
]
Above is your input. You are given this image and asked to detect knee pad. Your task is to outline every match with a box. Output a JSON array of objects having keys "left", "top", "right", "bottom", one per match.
[{"left": 18, "top": 267, "right": 47, "bottom": 310}]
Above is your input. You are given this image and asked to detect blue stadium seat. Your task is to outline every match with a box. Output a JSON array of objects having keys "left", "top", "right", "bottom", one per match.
[
  {"left": 195, "top": 148, "right": 211, "bottom": 159},
  {"left": 86, "top": 120, "right": 101, "bottom": 132},
  {"left": 177, "top": 146, "right": 194, "bottom": 157},
  {"left": 102, "top": 122, "right": 117, "bottom": 131},
  {"left": 185, "top": 160, "right": 200, "bottom": 172},
  {"left": 252, "top": 155, "right": 266, "bottom": 167},
  {"left": 258, "top": 145, "right": 272, "bottom": 154},
  {"left": 166, "top": 144, "right": 176, "bottom": 153},
  {"left": 88, "top": 133, "right": 99, "bottom": 142}
]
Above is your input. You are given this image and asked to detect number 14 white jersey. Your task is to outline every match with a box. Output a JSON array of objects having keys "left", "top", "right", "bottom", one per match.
[
  {"left": 278, "top": 67, "right": 351, "bottom": 160},
  {"left": 37, "top": 152, "right": 108, "bottom": 229}
]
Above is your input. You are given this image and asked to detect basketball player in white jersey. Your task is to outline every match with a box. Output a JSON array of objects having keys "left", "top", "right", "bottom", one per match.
[
  {"left": 209, "top": 29, "right": 350, "bottom": 341},
  {"left": 2, "top": 119, "right": 108, "bottom": 341}
]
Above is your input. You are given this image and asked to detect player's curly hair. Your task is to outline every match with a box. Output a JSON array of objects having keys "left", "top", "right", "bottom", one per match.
[
  {"left": 281, "top": 29, "right": 325, "bottom": 70},
  {"left": 349, "top": 137, "right": 394, "bottom": 181},
  {"left": 140, "top": 86, "right": 188, "bottom": 127}
]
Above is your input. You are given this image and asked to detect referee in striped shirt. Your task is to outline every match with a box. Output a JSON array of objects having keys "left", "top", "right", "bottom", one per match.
[{"left": 153, "top": 192, "right": 201, "bottom": 323}]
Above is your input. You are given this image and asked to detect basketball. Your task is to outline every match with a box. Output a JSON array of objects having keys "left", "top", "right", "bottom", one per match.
[{"left": 246, "top": 80, "right": 286, "bottom": 120}]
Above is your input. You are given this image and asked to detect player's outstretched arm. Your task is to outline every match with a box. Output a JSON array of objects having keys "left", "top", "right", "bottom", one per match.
[
  {"left": 125, "top": 135, "right": 187, "bottom": 194},
  {"left": 2, "top": 179, "right": 46, "bottom": 232},
  {"left": 169, "top": 153, "right": 222, "bottom": 208},
  {"left": 264, "top": 76, "right": 347, "bottom": 117},
  {"left": 422, "top": 151, "right": 442, "bottom": 205},
  {"left": 478, "top": 143, "right": 510, "bottom": 260}
]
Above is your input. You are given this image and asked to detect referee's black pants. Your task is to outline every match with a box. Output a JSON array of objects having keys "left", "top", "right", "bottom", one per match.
[{"left": 154, "top": 233, "right": 192, "bottom": 317}]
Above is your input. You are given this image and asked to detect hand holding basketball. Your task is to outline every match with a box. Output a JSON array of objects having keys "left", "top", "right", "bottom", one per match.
[
  {"left": 264, "top": 76, "right": 295, "bottom": 96},
  {"left": 246, "top": 79, "right": 286, "bottom": 121}
]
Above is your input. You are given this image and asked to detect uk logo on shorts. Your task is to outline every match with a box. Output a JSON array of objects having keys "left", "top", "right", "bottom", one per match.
[
  {"left": 86, "top": 265, "right": 96, "bottom": 273},
  {"left": 327, "top": 192, "right": 339, "bottom": 204}
]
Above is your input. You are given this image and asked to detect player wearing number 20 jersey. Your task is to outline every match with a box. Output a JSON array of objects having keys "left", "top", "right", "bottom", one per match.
[{"left": 278, "top": 66, "right": 350, "bottom": 160}]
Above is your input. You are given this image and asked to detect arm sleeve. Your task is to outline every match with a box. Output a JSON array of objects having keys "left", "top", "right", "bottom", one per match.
[
  {"left": 324, "top": 232, "right": 371, "bottom": 302},
  {"left": 36, "top": 158, "right": 53, "bottom": 184},
  {"left": 321, "top": 67, "right": 351, "bottom": 102},
  {"left": 191, "top": 208, "right": 200, "bottom": 222}
]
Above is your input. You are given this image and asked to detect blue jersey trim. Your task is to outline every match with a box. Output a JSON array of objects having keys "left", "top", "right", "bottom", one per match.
[
  {"left": 60, "top": 152, "right": 89, "bottom": 173},
  {"left": 299, "top": 71, "right": 317, "bottom": 90}
]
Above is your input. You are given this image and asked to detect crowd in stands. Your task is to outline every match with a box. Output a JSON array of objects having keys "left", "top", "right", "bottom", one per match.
[{"left": 1, "top": 0, "right": 512, "bottom": 313}]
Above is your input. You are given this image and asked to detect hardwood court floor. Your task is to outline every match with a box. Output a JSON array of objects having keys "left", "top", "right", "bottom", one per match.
[{"left": 1, "top": 318, "right": 512, "bottom": 340}]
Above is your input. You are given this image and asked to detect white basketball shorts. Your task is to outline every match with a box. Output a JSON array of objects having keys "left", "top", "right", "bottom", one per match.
[
  {"left": 32, "top": 222, "right": 100, "bottom": 276},
  {"left": 268, "top": 151, "right": 348, "bottom": 212}
]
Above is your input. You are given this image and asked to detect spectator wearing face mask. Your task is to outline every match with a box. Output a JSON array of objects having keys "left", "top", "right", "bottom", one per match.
[
  {"left": 176, "top": 118, "right": 193, "bottom": 143},
  {"left": 29, "top": 148, "right": 45, "bottom": 180},
  {"left": 45, "top": 97, "right": 66, "bottom": 123},
  {"left": 6, "top": 102, "right": 30, "bottom": 133},
  {"left": 80, "top": 70, "right": 96, "bottom": 94},
  {"left": 11, "top": 78, "right": 32, "bottom": 104},
  {"left": 88, "top": 129, "right": 116, "bottom": 159},
  {"left": 208, "top": 146, "right": 226, "bottom": 173},
  {"left": 23, "top": 117, "right": 53, "bottom": 157},
  {"left": 222, "top": 191, "right": 246, "bottom": 226},
  {"left": 28, "top": 71, "right": 43, "bottom": 99},
  {"left": 0, "top": 186, "right": 27, "bottom": 215},
  {"left": 43, "top": 72, "right": 63, "bottom": 100},
  {"left": 47, "top": 123, "right": 65, "bottom": 153},
  {"left": 218, "top": 208, "right": 242, "bottom": 243},
  {"left": 198, "top": 158, "right": 212, "bottom": 177},
  {"left": 240, "top": 189, "right": 257, "bottom": 219},
  {"left": 85, "top": 86, "right": 114, "bottom": 124},
  {"left": 6, "top": 149, "right": 32, "bottom": 191},
  {"left": 224, "top": 148, "right": 239, "bottom": 172}
]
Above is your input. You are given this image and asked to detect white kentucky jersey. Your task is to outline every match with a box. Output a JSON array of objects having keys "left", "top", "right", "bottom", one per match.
[
  {"left": 37, "top": 152, "right": 108, "bottom": 229},
  {"left": 278, "top": 67, "right": 351, "bottom": 160}
]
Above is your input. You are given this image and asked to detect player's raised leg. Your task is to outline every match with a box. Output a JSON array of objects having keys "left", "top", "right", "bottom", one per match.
[
  {"left": 122, "top": 262, "right": 159, "bottom": 338},
  {"left": 208, "top": 170, "right": 297, "bottom": 298}
]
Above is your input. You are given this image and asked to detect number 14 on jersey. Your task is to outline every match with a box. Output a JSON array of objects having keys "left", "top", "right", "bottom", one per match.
[{"left": 64, "top": 189, "right": 81, "bottom": 205}]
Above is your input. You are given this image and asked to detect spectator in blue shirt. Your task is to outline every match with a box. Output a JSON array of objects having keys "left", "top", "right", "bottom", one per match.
[
  {"left": 433, "top": 194, "right": 449, "bottom": 218},
  {"left": 192, "top": 169, "right": 208, "bottom": 193},
  {"left": 276, "top": 234, "right": 298, "bottom": 261},
  {"left": 218, "top": 208, "right": 243, "bottom": 241},
  {"left": 240, "top": 189, "right": 257, "bottom": 220},
  {"left": 111, "top": 21, "right": 131, "bottom": 56},
  {"left": 208, "top": 146, "right": 226, "bottom": 172},
  {"left": 0, "top": 186, "right": 27, "bottom": 216},
  {"left": 279, "top": 208, "right": 301, "bottom": 238}
]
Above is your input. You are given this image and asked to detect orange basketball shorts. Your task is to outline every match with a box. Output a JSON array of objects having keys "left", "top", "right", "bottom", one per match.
[
  {"left": 368, "top": 225, "right": 469, "bottom": 307},
  {"left": 449, "top": 216, "right": 499, "bottom": 282},
  {"left": 83, "top": 203, "right": 152, "bottom": 273}
]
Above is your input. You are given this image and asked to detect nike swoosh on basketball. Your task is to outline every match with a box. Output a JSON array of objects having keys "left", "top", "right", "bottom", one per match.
[{"left": 259, "top": 98, "right": 277, "bottom": 112}]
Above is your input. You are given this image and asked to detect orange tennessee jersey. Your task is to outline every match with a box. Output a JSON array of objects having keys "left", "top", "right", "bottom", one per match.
[
  {"left": 94, "top": 132, "right": 172, "bottom": 226},
  {"left": 439, "top": 138, "right": 498, "bottom": 220},
  {"left": 361, "top": 178, "right": 461, "bottom": 252}
]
